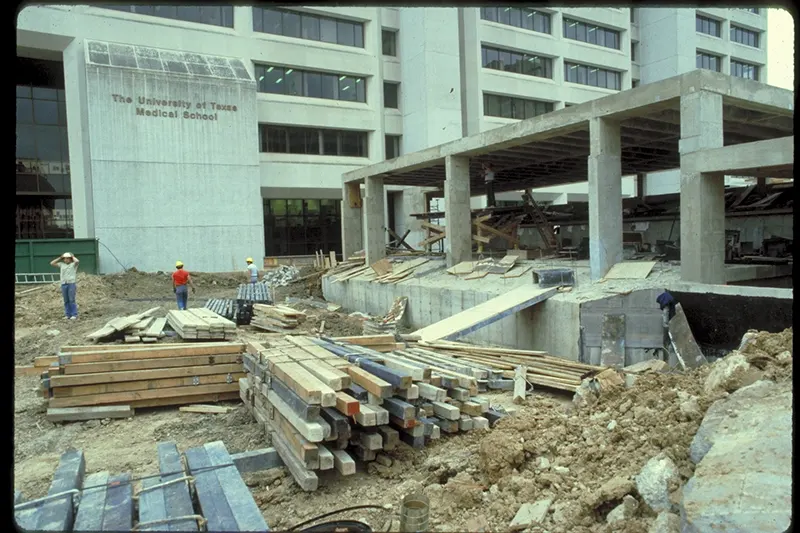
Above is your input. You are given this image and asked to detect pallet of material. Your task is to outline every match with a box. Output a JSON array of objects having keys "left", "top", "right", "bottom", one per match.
[
  {"left": 251, "top": 304, "right": 306, "bottom": 333},
  {"left": 239, "top": 334, "right": 510, "bottom": 492},
  {"left": 166, "top": 308, "right": 237, "bottom": 340},
  {"left": 86, "top": 307, "right": 163, "bottom": 342},
  {"left": 15, "top": 441, "right": 269, "bottom": 532},
  {"left": 39, "top": 342, "right": 246, "bottom": 413}
]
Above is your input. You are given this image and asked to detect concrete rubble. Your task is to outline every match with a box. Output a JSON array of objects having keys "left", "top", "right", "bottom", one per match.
[
  {"left": 635, "top": 452, "right": 680, "bottom": 512},
  {"left": 259, "top": 265, "right": 299, "bottom": 288}
]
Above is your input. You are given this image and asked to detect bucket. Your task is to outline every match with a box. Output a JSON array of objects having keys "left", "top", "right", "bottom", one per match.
[{"left": 399, "top": 493, "right": 429, "bottom": 533}]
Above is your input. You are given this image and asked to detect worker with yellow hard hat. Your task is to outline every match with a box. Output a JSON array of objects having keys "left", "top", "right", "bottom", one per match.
[
  {"left": 245, "top": 257, "right": 259, "bottom": 284},
  {"left": 172, "top": 260, "right": 195, "bottom": 310}
]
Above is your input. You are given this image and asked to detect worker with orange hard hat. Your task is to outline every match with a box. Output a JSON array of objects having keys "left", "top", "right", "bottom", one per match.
[
  {"left": 172, "top": 260, "right": 195, "bottom": 310},
  {"left": 245, "top": 257, "right": 259, "bottom": 284}
]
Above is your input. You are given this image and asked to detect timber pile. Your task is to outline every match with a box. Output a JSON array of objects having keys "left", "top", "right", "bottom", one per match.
[
  {"left": 86, "top": 307, "right": 164, "bottom": 343},
  {"left": 14, "top": 441, "right": 269, "bottom": 532},
  {"left": 411, "top": 339, "right": 605, "bottom": 393},
  {"left": 329, "top": 256, "right": 432, "bottom": 285},
  {"left": 166, "top": 308, "right": 237, "bottom": 340},
  {"left": 39, "top": 342, "right": 246, "bottom": 419},
  {"left": 331, "top": 334, "right": 406, "bottom": 353},
  {"left": 251, "top": 304, "right": 307, "bottom": 334},
  {"left": 240, "top": 335, "right": 513, "bottom": 492},
  {"left": 363, "top": 297, "right": 408, "bottom": 335}
]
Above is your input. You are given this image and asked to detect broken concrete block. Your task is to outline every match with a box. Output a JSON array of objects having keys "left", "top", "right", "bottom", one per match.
[
  {"left": 704, "top": 353, "right": 762, "bottom": 394},
  {"left": 607, "top": 420, "right": 618, "bottom": 431},
  {"left": 572, "top": 379, "right": 598, "bottom": 408},
  {"left": 552, "top": 465, "right": 570, "bottom": 475},
  {"left": 509, "top": 499, "right": 553, "bottom": 530},
  {"left": 625, "top": 373, "right": 639, "bottom": 389},
  {"left": 635, "top": 452, "right": 680, "bottom": 512},
  {"left": 648, "top": 511, "right": 681, "bottom": 533},
  {"left": 606, "top": 495, "right": 638, "bottom": 523}
]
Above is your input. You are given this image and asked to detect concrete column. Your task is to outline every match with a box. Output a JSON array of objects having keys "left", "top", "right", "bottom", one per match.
[
  {"left": 444, "top": 155, "right": 471, "bottom": 267},
  {"left": 679, "top": 90, "right": 725, "bottom": 284},
  {"left": 364, "top": 175, "right": 386, "bottom": 264},
  {"left": 588, "top": 117, "right": 623, "bottom": 281},
  {"left": 341, "top": 182, "right": 363, "bottom": 258}
]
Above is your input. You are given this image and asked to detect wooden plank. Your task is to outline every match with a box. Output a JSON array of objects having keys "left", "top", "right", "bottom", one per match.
[
  {"left": 382, "top": 397, "right": 416, "bottom": 421},
  {"left": 21, "top": 449, "right": 86, "bottom": 531},
  {"left": 332, "top": 334, "right": 396, "bottom": 346},
  {"left": 268, "top": 362, "right": 328, "bottom": 406},
  {"left": 346, "top": 366, "right": 394, "bottom": 398},
  {"left": 49, "top": 363, "right": 242, "bottom": 388},
  {"left": 371, "top": 258, "right": 393, "bottom": 277},
  {"left": 261, "top": 401, "right": 320, "bottom": 468},
  {"left": 46, "top": 406, "right": 133, "bottom": 422},
  {"left": 230, "top": 448, "right": 283, "bottom": 474},
  {"left": 668, "top": 303, "right": 709, "bottom": 368},
  {"left": 464, "top": 271, "right": 488, "bottom": 281},
  {"left": 143, "top": 317, "right": 168, "bottom": 338},
  {"left": 272, "top": 432, "right": 319, "bottom": 492},
  {"left": 60, "top": 353, "right": 242, "bottom": 375},
  {"left": 355, "top": 359, "right": 413, "bottom": 389},
  {"left": 604, "top": 261, "right": 657, "bottom": 279},
  {"left": 412, "top": 286, "right": 558, "bottom": 342},
  {"left": 296, "top": 360, "right": 348, "bottom": 391},
  {"left": 353, "top": 404, "right": 377, "bottom": 426},
  {"left": 48, "top": 383, "right": 239, "bottom": 408},
  {"left": 268, "top": 377, "right": 321, "bottom": 420},
  {"left": 335, "top": 391, "right": 360, "bottom": 416},
  {"left": 447, "top": 261, "right": 476, "bottom": 276},
  {"left": 431, "top": 401, "right": 461, "bottom": 421},
  {"left": 182, "top": 446, "right": 239, "bottom": 531},
  {"left": 417, "top": 383, "right": 448, "bottom": 402},
  {"left": 15, "top": 365, "right": 42, "bottom": 377},
  {"left": 60, "top": 343, "right": 244, "bottom": 364},
  {"left": 267, "top": 390, "right": 330, "bottom": 442},
  {"left": 102, "top": 473, "right": 134, "bottom": 531},
  {"left": 52, "top": 372, "right": 245, "bottom": 398},
  {"left": 331, "top": 449, "right": 356, "bottom": 476},
  {"left": 125, "top": 391, "right": 240, "bottom": 408},
  {"left": 503, "top": 265, "right": 534, "bottom": 279},
  {"left": 513, "top": 365, "right": 527, "bottom": 403},
  {"left": 178, "top": 404, "right": 236, "bottom": 414}
]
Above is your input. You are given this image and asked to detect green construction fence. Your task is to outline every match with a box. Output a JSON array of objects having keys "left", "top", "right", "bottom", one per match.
[{"left": 15, "top": 238, "right": 100, "bottom": 275}]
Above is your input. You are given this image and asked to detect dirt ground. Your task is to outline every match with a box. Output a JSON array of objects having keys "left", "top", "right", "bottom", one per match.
[{"left": 13, "top": 272, "right": 793, "bottom": 531}]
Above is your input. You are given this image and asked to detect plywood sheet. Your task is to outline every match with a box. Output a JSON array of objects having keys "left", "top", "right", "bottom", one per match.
[
  {"left": 412, "top": 285, "right": 558, "bottom": 342},
  {"left": 604, "top": 261, "right": 657, "bottom": 279},
  {"left": 668, "top": 303, "right": 708, "bottom": 368}
]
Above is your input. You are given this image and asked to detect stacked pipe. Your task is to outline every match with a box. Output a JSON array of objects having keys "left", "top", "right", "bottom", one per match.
[
  {"left": 237, "top": 283, "right": 272, "bottom": 303},
  {"left": 204, "top": 298, "right": 254, "bottom": 326}
]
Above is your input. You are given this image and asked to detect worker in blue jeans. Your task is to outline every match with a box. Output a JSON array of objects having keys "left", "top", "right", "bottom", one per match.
[
  {"left": 50, "top": 252, "right": 80, "bottom": 319},
  {"left": 172, "top": 261, "right": 195, "bottom": 310}
]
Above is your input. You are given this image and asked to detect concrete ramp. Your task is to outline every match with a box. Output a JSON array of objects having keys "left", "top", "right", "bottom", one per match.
[{"left": 413, "top": 286, "right": 558, "bottom": 342}]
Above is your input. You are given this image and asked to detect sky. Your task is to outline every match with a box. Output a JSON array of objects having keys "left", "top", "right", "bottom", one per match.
[{"left": 768, "top": 8, "right": 795, "bottom": 90}]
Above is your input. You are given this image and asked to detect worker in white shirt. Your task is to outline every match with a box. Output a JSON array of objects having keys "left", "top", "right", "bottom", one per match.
[
  {"left": 482, "top": 163, "right": 496, "bottom": 207},
  {"left": 245, "top": 257, "right": 259, "bottom": 284},
  {"left": 49, "top": 252, "right": 80, "bottom": 320}
]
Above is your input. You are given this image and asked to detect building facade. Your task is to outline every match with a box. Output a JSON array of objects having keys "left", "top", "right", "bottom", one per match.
[{"left": 16, "top": 6, "right": 772, "bottom": 271}]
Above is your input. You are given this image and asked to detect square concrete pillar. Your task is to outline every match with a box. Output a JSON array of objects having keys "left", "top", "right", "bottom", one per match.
[
  {"left": 588, "top": 117, "right": 623, "bottom": 281},
  {"left": 364, "top": 175, "right": 386, "bottom": 265},
  {"left": 679, "top": 91, "right": 725, "bottom": 284},
  {"left": 341, "top": 181, "right": 363, "bottom": 259},
  {"left": 444, "top": 155, "right": 472, "bottom": 267}
]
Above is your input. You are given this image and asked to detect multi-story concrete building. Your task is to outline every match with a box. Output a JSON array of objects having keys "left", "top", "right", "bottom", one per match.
[{"left": 15, "top": 6, "right": 775, "bottom": 271}]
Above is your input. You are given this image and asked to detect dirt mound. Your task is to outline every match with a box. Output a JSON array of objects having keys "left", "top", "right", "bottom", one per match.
[{"left": 15, "top": 272, "right": 113, "bottom": 326}]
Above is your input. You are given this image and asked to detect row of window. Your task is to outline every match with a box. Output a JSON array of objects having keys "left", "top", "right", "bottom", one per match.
[
  {"left": 483, "top": 93, "right": 554, "bottom": 120},
  {"left": 481, "top": 45, "right": 553, "bottom": 79},
  {"left": 696, "top": 15, "right": 721, "bottom": 37},
  {"left": 253, "top": 7, "right": 364, "bottom": 48},
  {"left": 565, "top": 62, "right": 622, "bottom": 90},
  {"left": 696, "top": 52, "right": 760, "bottom": 80},
  {"left": 263, "top": 199, "right": 342, "bottom": 257},
  {"left": 563, "top": 18, "right": 621, "bottom": 50},
  {"left": 697, "top": 14, "right": 761, "bottom": 48},
  {"left": 255, "top": 64, "right": 366, "bottom": 103},
  {"left": 730, "top": 25, "right": 760, "bottom": 48},
  {"left": 260, "top": 125, "right": 369, "bottom": 157},
  {"left": 101, "top": 5, "right": 234, "bottom": 27},
  {"left": 480, "top": 7, "right": 551, "bottom": 34}
]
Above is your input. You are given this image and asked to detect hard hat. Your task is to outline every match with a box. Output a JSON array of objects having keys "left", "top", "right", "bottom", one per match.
[
  {"left": 175, "top": 261, "right": 183, "bottom": 267},
  {"left": 246, "top": 257, "right": 254, "bottom": 263},
  {"left": 62, "top": 252, "right": 73, "bottom": 259}
]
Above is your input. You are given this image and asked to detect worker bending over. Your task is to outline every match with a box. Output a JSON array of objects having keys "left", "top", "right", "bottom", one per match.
[
  {"left": 246, "top": 257, "right": 259, "bottom": 284},
  {"left": 172, "top": 261, "right": 195, "bottom": 310},
  {"left": 50, "top": 252, "right": 80, "bottom": 320}
]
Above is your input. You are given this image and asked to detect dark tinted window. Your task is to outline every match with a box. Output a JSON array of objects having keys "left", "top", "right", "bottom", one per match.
[
  {"left": 261, "top": 124, "right": 368, "bottom": 158},
  {"left": 382, "top": 30, "right": 397, "bottom": 56},
  {"left": 255, "top": 64, "right": 366, "bottom": 103},
  {"left": 731, "top": 60, "right": 759, "bottom": 80},
  {"left": 563, "top": 18, "right": 621, "bottom": 50},
  {"left": 252, "top": 7, "right": 364, "bottom": 48},
  {"left": 483, "top": 93, "right": 554, "bottom": 120},
  {"left": 730, "top": 25, "right": 760, "bottom": 48},
  {"left": 99, "top": 5, "right": 233, "bottom": 27},
  {"left": 481, "top": 45, "right": 552, "bottom": 79},
  {"left": 384, "top": 83, "right": 399, "bottom": 108},
  {"left": 564, "top": 62, "right": 621, "bottom": 90},
  {"left": 696, "top": 15, "right": 721, "bottom": 37},
  {"left": 481, "top": 7, "right": 551, "bottom": 34},
  {"left": 696, "top": 52, "right": 721, "bottom": 72}
]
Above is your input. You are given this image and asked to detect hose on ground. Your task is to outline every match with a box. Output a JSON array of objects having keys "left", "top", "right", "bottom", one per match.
[{"left": 289, "top": 504, "right": 392, "bottom": 532}]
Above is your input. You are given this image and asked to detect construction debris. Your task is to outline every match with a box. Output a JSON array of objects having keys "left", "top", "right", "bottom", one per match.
[
  {"left": 261, "top": 265, "right": 300, "bottom": 287},
  {"left": 240, "top": 335, "right": 516, "bottom": 492},
  {"left": 363, "top": 297, "right": 408, "bottom": 335},
  {"left": 39, "top": 342, "right": 246, "bottom": 412},
  {"left": 85, "top": 307, "right": 163, "bottom": 343},
  {"left": 166, "top": 308, "right": 237, "bottom": 340},
  {"left": 250, "top": 304, "right": 307, "bottom": 333}
]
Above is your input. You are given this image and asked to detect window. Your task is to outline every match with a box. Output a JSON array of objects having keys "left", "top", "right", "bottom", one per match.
[
  {"left": 384, "top": 83, "right": 399, "bottom": 109},
  {"left": 730, "top": 25, "right": 760, "bottom": 48},
  {"left": 564, "top": 62, "right": 621, "bottom": 90},
  {"left": 480, "top": 7, "right": 551, "bottom": 34},
  {"left": 100, "top": 5, "right": 233, "bottom": 27},
  {"left": 253, "top": 8, "right": 364, "bottom": 48},
  {"left": 483, "top": 93, "right": 554, "bottom": 120},
  {"left": 263, "top": 198, "right": 342, "bottom": 257},
  {"left": 382, "top": 30, "right": 397, "bottom": 56},
  {"left": 630, "top": 8, "right": 636, "bottom": 23},
  {"left": 563, "top": 18, "right": 621, "bottom": 50},
  {"left": 632, "top": 79, "right": 640, "bottom": 88},
  {"left": 255, "top": 64, "right": 366, "bottom": 103},
  {"left": 696, "top": 52, "right": 722, "bottom": 72},
  {"left": 696, "top": 15, "right": 721, "bottom": 37},
  {"left": 631, "top": 41, "right": 638, "bottom": 62},
  {"left": 731, "top": 60, "right": 759, "bottom": 80},
  {"left": 481, "top": 45, "right": 552, "bottom": 79},
  {"left": 385, "top": 135, "right": 401, "bottom": 159},
  {"left": 737, "top": 8, "right": 759, "bottom": 14},
  {"left": 260, "top": 124, "right": 368, "bottom": 157}
]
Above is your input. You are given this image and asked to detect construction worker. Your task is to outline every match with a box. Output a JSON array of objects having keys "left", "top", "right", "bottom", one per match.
[
  {"left": 49, "top": 252, "right": 80, "bottom": 320},
  {"left": 172, "top": 261, "right": 195, "bottom": 310},
  {"left": 482, "top": 163, "right": 496, "bottom": 207},
  {"left": 246, "top": 257, "right": 259, "bottom": 284}
]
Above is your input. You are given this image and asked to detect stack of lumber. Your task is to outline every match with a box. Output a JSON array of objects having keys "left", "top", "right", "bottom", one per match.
[
  {"left": 39, "top": 342, "right": 246, "bottom": 420},
  {"left": 412, "top": 339, "right": 605, "bottom": 393},
  {"left": 240, "top": 335, "right": 514, "bottom": 492},
  {"left": 86, "top": 307, "right": 163, "bottom": 343},
  {"left": 166, "top": 308, "right": 237, "bottom": 340},
  {"left": 15, "top": 441, "right": 269, "bottom": 532},
  {"left": 251, "top": 304, "right": 307, "bottom": 334},
  {"left": 330, "top": 334, "right": 406, "bottom": 353},
  {"left": 369, "top": 257, "right": 430, "bottom": 284},
  {"left": 363, "top": 297, "right": 408, "bottom": 335}
]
